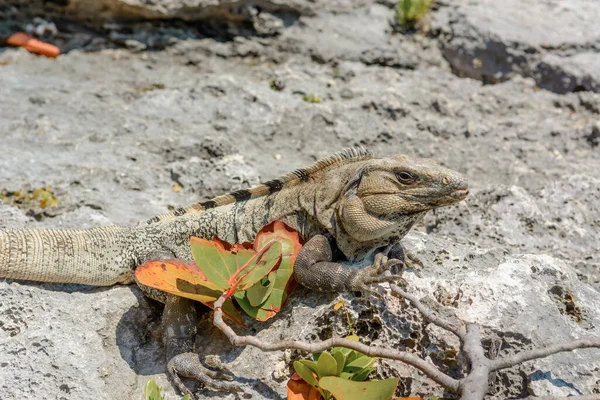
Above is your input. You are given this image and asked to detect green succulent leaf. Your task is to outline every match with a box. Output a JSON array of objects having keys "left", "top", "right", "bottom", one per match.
[
  {"left": 318, "top": 376, "right": 399, "bottom": 400},
  {"left": 293, "top": 361, "right": 319, "bottom": 389},
  {"left": 144, "top": 379, "right": 163, "bottom": 400},
  {"left": 297, "top": 359, "right": 319, "bottom": 375},
  {"left": 340, "top": 371, "right": 353, "bottom": 380},
  {"left": 331, "top": 349, "right": 346, "bottom": 376},
  {"left": 344, "top": 350, "right": 360, "bottom": 365},
  {"left": 316, "top": 351, "right": 338, "bottom": 378},
  {"left": 245, "top": 271, "right": 277, "bottom": 306},
  {"left": 350, "top": 367, "right": 375, "bottom": 382},
  {"left": 190, "top": 238, "right": 250, "bottom": 290},
  {"left": 235, "top": 242, "right": 282, "bottom": 290},
  {"left": 232, "top": 223, "right": 301, "bottom": 320},
  {"left": 344, "top": 356, "right": 376, "bottom": 372}
]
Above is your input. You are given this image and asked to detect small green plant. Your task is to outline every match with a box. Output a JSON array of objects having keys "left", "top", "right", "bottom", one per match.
[
  {"left": 396, "top": 0, "right": 432, "bottom": 26},
  {"left": 302, "top": 94, "right": 321, "bottom": 104},
  {"left": 135, "top": 221, "right": 301, "bottom": 324},
  {"left": 270, "top": 79, "right": 285, "bottom": 91},
  {"left": 1, "top": 186, "right": 58, "bottom": 209},
  {"left": 144, "top": 378, "right": 191, "bottom": 400},
  {"left": 292, "top": 336, "right": 398, "bottom": 400}
]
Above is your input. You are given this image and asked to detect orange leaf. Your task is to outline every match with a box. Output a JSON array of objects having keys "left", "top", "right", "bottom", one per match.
[
  {"left": 287, "top": 374, "right": 322, "bottom": 400},
  {"left": 135, "top": 259, "right": 244, "bottom": 325},
  {"left": 6, "top": 32, "right": 60, "bottom": 58}
]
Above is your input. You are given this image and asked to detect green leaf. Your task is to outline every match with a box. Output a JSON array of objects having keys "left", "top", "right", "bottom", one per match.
[
  {"left": 222, "top": 247, "right": 255, "bottom": 282},
  {"left": 344, "top": 356, "right": 376, "bottom": 381},
  {"left": 317, "top": 352, "right": 338, "bottom": 378},
  {"left": 144, "top": 379, "right": 164, "bottom": 400},
  {"left": 232, "top": 221, "right": 302, "bottom": 321},
  {"left": 235, "top": 242, "right": 282, "bottom": 290},
  {"left": 297, "top": 359, "right": 319, "bottom": 375},
  {"left": 245, "top": 271, "right": 277, "bottom": 306},
  {"left": 397, "top": 0, "right": 432, "bottom": 26},
  {"left": 344, "top": 356, "right": 376, "bottom": 373},
  {"left": 349, "top": 367, "right": 375, "bottom": 382},
  {"left": 319, "top": 377, "right": 399, "bottom": 400},
  {"left": 344, "top": 350, "right": 360, "bottom": 365},
  {"left": 340, "top": 371, "right": 353, "bottom": 380},
  {"left": 332, "top": 349, "right": 346, "bottom": 376},
  {"left": 175, "top": 278, "right": 244, "bottom": 326},
  {"left": 186, "top": 221, "right": 301, "bottom": 322},
  {"left": 233, "top": 244, "right": 298, "bottom": 321},
  {"left": 190, "top": 238, "right": 238, "bottom": 290},
  {"left": 174, "top": 279, "right": 244, "bottom": 326},
  {"left": 180, "top": 395, "right": 191, "bottom": 400},
  {"left": 293, "top": 360, "right": 319, "bottom": 389}
]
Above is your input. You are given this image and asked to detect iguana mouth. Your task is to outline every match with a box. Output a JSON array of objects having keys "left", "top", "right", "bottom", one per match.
[{"left": 450, "top": 188, "right": 469, "bottom": 200}]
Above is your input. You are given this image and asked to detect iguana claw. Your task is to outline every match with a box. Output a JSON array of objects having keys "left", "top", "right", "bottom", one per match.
[
  {"left": 345, "top": 252, "right": 405, "bottom": 297},
  {"left": 167, "top": 353, "right": 244, "bottom": 398}
]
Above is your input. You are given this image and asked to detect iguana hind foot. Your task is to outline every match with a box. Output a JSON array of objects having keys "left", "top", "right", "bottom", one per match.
[
  {"left": 167, "top": 353, "right": 243, "bottom": 397},
  {"left": 162, "top": 295, "right": 244, "bottom": 398}
]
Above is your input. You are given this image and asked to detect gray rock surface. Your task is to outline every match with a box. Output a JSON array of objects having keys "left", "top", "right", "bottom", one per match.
[
  {"left": 1, "top": 0, "right": 600, "bottom": 399},
  {"left": 436, "top": 0, "right": 600, "bottom": 93},
  {"left": 536, "top": 53, "right": 600, "bottom": 94}
]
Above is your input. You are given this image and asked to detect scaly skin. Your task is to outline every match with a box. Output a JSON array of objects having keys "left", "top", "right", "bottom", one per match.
[{"left": 0, "top": 148, "right": 468, "bottom": 397}]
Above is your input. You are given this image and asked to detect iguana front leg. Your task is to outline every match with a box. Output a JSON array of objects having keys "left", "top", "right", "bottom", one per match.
[{"left": 293, "top": 235, "right": 404, "bottom": 297}]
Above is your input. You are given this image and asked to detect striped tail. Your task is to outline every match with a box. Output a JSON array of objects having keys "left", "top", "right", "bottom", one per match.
[{"left": 0, "top": 226, "right": 137, "bottom": 286}]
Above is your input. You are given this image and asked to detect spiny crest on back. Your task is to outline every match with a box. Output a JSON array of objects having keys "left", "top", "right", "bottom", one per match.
[{"left": 145, "top": 147, "right": 375, "bottom": 225}]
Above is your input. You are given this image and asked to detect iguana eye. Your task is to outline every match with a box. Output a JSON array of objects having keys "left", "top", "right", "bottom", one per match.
[{"left": 396, "top": 171, "right": 417, "bottom": 184}]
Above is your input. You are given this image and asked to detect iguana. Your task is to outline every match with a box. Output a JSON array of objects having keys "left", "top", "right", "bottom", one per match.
[{"left": 0, "top": 148, "right": 468, "bottom": 397}]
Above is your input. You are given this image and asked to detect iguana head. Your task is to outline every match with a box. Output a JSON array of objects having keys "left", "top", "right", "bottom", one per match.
[{"left": 331, "top": 154, "right": 468, "bottom": 257}]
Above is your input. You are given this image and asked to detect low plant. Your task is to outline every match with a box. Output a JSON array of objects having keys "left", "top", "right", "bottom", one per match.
[
  {"left": 289, "top": 336, "right": 398, "bottom": 400},
  {"left": 302, "top": 94, "right": 321, "bottom": 104},
  {"left": 135, "top": 220, "right": 302, "bottom": 324},
  {"left": 396, "top": 0, "right": 432, "bottom": 26},
  {"left": 144, "top": 378, "right": 190, "bottom": 400}
]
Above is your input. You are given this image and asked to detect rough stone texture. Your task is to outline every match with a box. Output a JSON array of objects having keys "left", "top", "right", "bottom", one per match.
[
  {"left": 1, "top": 0, "right": 600, "bottom": 399},
  {"left": 536, "top": 53, "right": 600, "bottom": 94},
  {"left": 435, "top": 0, "right": 600, "bottom": 93}
]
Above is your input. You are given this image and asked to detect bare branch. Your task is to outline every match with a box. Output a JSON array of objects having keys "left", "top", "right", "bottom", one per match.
[
  {"left": 491, "top": 339, "right": 600, "bottom": 371},
  {"left": 458, "top": 324, "right": 491, "bottom": 400},
  {"left": 212, "top": 293, "right": 461, "bottom": 393},
  {"left": 390, "top": 283, "right": 466, "bottom": 339},
  {"left": 210, "top": 281, "right": 599, "bottom": 399}
]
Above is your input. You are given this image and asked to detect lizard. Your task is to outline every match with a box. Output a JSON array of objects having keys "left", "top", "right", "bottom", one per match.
[{"left": 0, "top": 147, "right": 469, "bottom": 397}]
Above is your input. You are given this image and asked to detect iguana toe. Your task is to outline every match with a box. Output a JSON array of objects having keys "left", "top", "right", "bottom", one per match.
[{"left": 167, "top": 352, "right": 244, "bottom": 398}]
